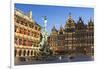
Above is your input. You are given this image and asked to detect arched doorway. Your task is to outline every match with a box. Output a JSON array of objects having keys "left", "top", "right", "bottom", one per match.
[
  {"left": 27, "top": 50, "right": 30, "bottom": 56},
  {"left": 31, "top": 51, "right": 33, "bottom": 56},
  {"left": 19, "top": 50, "right": 22, "bottom": 56},
  {"left": 23, "top": 50, "right": 26, "bottom": 56}
]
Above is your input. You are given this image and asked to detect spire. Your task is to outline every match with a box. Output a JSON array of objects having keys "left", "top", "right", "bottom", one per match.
[
  {"left": 68, "top": 12, "right": 72, "bottom": 20},
  {"left": 60, "top": 25, "right": 63, "bottom": 31},
  {"left": 59, "top": 25, "right": 64, "bottom": 34},
  {"left": 77, "top": 17, "right": 85, "bottom": 30},
  {"left": 89, "top": 18, "right": 93, "bottom": 23},
  {"left": 65, "top": 12, "right": 75, "bottom": 29},
  {"left": 88, "top": 18, "right": 94, "bottom": 26},
  {"left": 78, "top": 17, "right": 83, "bottom": 23},
  {"left": 43, "top": 16, "right": 47, "bottom": 31},
  {"left": 79, "top": 17, "right": 82, "bottom": 20},
  {"left": 52, "top": 26, "right": 58, "bottom": 32},
  {"left": 67, "top": 12, "right": 74, "bottom": 22},
  {"left": 29, "top": 10, "right": 32, "bottom": 19}
]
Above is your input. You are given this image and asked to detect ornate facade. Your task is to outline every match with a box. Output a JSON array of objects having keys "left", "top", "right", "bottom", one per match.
[
  {"left": 49, "top": 14, "right": 94, "bottom": 56},
  {"left": 14, "top": 8, "right": 41, "bottom": 61}
]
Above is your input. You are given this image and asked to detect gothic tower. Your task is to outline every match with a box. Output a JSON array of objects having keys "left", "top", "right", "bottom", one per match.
[
  {"left": 51, "top": 26, "right": 58, "bottom": 35},
  {"left": 88, "top": 19, "right": 94, "bottom": 30},
  {"left": 65, "top": 13, "right": 75, "bottom": 32}
]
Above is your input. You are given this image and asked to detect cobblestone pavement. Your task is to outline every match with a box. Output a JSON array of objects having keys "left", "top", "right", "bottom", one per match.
[{"left": 15, "top": 55, "right": 94, "bottom": 65}]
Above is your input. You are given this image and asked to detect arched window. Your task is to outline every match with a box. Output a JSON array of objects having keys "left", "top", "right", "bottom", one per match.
[
  {"left": 19, "top": 38, "right": 22, "bottom": 45},
  {"left": 21, "top": 38, "right": 24, "bottom": 45},
  {"left": 19, "top": 50, "right": 22, "bottom": 56},
  {"left": 23, "top": 50, "right": 26, "bottom": 56},
  {"left": 14, "top": 50, "right": 17, "bottom": 57},
  {"left": 26, "top": 29, "right": 28, "bottom": 35},
  {"left": 15, "top": 26, "right": 18, "bottom": 32},
  {"left": 16, "top": 38, "right": 19, "bottom": 45},
  {"left": 25, "top": 22, "right": 28, "bottom": 26},
  {"left": 34, "top": 51, "right": 36, "bottom": 56},
  {"left": 27, "top": 50, "right": 30, "bottom": 56},
  {"left": 21, "top": 28, "right": 24, "bottom": 34},
  {"left": 59, "top": 31, "right": 63, "bottom": 34},
  {"left": 31, "top": 51, "right": 33, "bottom": 56},
  {"left": 28, "top": 30, "right": 30, "bottom": 35},
  {"left": 16, "top": 27, "right": 20, "bottom": 33},
  {"left": 24, "top": 39, "right": 26, "bottom": 46},
  {"left": 23, "top": 28, "right": 26, "bottom": 35}
]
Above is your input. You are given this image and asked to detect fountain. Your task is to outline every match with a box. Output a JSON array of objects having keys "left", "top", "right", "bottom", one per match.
[{"left": 38, "top": 16, "right": 53, "bottom": 58}]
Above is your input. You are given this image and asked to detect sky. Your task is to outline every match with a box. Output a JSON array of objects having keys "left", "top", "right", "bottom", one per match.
[{"left": 15, "top": 3, "right": 94, "bottom": 34}]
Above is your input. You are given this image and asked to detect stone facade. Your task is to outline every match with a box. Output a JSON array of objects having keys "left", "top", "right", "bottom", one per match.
[
  {"left": 14, "top": 8, "right": 41, "bottom": 60},
  {"left": 49, "top": 14, "right": 94, "bottom": 55}
]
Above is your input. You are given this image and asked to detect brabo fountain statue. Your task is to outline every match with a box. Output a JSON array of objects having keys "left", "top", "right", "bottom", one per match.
[{"left": 38, "top": 16, "right": 52, "bottom": 57}]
